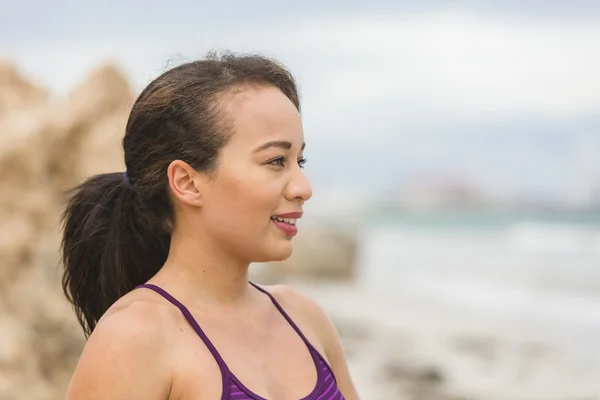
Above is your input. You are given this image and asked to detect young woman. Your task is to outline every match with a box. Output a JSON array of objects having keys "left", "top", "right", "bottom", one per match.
[{"left": 61, "top": 52, "right": 360, "bottom": 400}]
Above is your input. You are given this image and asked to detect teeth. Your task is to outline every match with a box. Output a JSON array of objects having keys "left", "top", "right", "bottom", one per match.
[{"left": 271, "top": 216, "right": 297, "bottom": 225}]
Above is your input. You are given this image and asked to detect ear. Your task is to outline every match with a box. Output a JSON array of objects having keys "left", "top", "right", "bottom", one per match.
[{"left": 167, "top": 160, "right": 203, "bottom": 207}]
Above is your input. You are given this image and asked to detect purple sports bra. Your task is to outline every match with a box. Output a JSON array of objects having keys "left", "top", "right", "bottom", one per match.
[{"left": 136, "top": 282, "right": 345, "bottom": 400}]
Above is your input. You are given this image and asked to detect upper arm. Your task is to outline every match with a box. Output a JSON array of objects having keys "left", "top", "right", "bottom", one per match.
[
  {"left": 66, "top": 303, "right": 173, "bottom": 400},
  {"left": 272, "top": 285, "right": 361, "bottom": 400}
]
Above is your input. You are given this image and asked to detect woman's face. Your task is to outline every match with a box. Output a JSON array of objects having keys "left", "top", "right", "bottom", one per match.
[{"left": 197, "top": 85, "right": 312, "bottom": 263}]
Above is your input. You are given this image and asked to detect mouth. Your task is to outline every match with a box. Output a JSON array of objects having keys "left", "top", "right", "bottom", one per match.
[
  {"left": 270, "top": 215, "right": 298, "bottom": 225},
  {"left": 270, "top": 212, "right": 302, "bottom": 236}
]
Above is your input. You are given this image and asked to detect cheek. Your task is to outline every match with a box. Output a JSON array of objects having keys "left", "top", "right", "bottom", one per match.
[
  {"left": 216, "top": 168, "right": 281, "bottom": 225},
  {"left": 228, "top": 164, "right": 281, "bottom": 198}
]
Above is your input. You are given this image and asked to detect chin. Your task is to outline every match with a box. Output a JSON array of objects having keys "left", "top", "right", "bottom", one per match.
[{"left": 256, "top": 240, "right": 294, "bottom": 262}]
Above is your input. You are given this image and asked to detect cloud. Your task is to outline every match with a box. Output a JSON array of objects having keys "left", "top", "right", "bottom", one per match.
[
  {"left": 3, "top": 8, "right": 599, "bottom": 197},
  {"left": 280, "top": 13, "right": 600, "bottom": 125},
  {"left": 5, "top": 10, "right": 599, "bottom": 121},
  {"left": 2, "top": 0, "right": 600, "bottom": 43}
]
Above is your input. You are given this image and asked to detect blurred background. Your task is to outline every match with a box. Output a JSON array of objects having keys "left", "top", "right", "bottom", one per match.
[{"left": 2, "top": 1, "right": 600, "bottom": 399}]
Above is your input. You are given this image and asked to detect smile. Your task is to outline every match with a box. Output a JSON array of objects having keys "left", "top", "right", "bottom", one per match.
[
  {"left": 270, "top": 216, "right": 297, "bottom": 225},
  {"left": 270, "top": 216, "right": 299, "bottom": 236}
]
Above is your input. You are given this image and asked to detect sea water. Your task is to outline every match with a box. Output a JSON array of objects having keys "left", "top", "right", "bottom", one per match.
[{"left": 356, "top": 210, "right": 600, "bottom": 365}]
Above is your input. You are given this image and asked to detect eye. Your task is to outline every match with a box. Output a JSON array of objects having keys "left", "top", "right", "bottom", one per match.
[
  {"left": 267, "top": 157, "right": 308, "bottom": 169},
  {"left": 268, "top": 156, "right": 287, "bottom": 167}
]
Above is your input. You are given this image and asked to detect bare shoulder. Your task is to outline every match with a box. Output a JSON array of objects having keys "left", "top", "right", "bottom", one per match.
[
  {"left": 66, "top": 294, "right": 178, "bottom": 400},
  {"left": 261, "top": 284, "right": 339, "bottom": 356},
  {"left": 262, "top": 284, "right": 327, "bottom": 325},
  {"left": 257, "top": 284, "right": 361, "bottom": 400}
]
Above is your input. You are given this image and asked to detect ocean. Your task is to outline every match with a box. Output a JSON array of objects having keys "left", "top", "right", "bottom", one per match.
[{"left": 356, "top": 210, "right": 600, "bottom": 365}]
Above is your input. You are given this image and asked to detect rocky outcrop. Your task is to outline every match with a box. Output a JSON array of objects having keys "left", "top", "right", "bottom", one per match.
[
  {"left": 0, "top": 61, "right": 49, "bottom": 112},
  {"left": 253, "top": 226, "right": 357, "bottom": 284},
  {"left": 0, "top": 61, "right": 132, "bottom": 400}
]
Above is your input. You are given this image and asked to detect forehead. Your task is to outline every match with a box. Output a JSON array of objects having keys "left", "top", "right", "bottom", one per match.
[{"left": 220, "top": 85, "right": 304, "bottom": 147}]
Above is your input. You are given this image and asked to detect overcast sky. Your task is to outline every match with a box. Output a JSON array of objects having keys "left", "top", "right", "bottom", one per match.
[{"left": 2, "top": 1, "right": 600, "bottom": 207}]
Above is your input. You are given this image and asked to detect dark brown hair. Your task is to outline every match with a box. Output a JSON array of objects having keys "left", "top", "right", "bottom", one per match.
[{"left": 61, "top": 52, "right": 300, "bottom": 337}]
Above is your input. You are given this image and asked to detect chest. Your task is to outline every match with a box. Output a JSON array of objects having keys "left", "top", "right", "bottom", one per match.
[{"left": 169, "top": 310, "right": 327, "bottom": 400}]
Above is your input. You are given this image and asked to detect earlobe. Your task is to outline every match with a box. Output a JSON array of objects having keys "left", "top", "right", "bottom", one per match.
[{"left": 167, "top": 160, "right": 202, "bottom": 206}]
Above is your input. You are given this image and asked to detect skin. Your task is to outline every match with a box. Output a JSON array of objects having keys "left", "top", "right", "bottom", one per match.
[{"left": 65, "top": 85, "right": 360, "bottom": 400}]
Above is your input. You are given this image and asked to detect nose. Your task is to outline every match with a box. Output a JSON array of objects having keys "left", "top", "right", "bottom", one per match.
[{"left": 285, "top": 166, "right": 312, "bottom": 203}]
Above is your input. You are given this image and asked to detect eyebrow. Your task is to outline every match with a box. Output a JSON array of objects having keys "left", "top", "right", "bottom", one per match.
[{"left": 253, "top": 140, "right": 306, "bottom": 153}]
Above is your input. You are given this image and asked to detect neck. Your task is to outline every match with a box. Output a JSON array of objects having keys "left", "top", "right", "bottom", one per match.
[{"left": 152, "top": 228, "right": 255, "bottom": 308}]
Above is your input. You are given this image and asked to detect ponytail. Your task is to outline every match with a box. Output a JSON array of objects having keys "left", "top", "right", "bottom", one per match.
[{"left": 60, "top": 173, "right": 170, "bottom": 337}]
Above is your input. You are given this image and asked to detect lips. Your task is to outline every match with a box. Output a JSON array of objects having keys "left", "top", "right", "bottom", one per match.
[
  {"left": 274, "top": 211, "right": 303, "bottom": 219},
  {"left": 271, "top": 218, "right": 298, "bottom": 236},
  {"left": 270, "top": 211, "right": 302, "bottom": 237}
]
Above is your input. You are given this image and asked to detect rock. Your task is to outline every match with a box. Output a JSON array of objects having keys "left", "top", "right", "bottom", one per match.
[
  {"left": 265, "top": 226, "right": 357, "bottom": 281},
  {"left": 0, "top": 62, "right": 132, "bottom": 400},
  {"left": 381, "top": 361, "right": 460, "bottom": 400},
  {"left": 0, "top": 60, "right": 49, "bottom": 113},
  {"left": 75, "top": 108, "right": 128, "bottom": 179},
  {"left": 0, "top": 213, "right": 35, "bottom": 292},
  {"left": 451, "top": 335, "right": 497, "bottom": 364},
  {"left": 42, "top": 64, "right": 132, "bottom": 192},
  {"left": 0, "top": 315, "right": 29, "bottom": 370}
]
